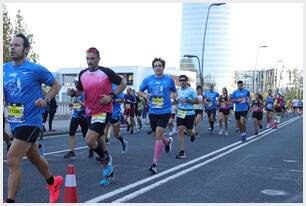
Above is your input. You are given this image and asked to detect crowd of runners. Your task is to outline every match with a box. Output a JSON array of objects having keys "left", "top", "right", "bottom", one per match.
[{"left": 3, "top": 33, "right": 303, "bottom": 203}]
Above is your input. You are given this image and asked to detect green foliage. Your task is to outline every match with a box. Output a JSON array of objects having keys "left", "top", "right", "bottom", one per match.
[{"left": 3, "top": 6, "right": 39, "bottom": 63}]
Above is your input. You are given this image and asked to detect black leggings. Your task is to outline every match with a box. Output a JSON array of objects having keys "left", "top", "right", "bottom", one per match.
[
  {"left": 69, "top": 117, "right": 89, "bottom": 137},
  {"left": 49, "top": 112, "right": 55, "bottom": 130}
]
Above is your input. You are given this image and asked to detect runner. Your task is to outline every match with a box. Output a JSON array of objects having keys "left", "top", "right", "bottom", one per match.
[
  {"left": 203, "top": 84, "right": 219, "bottom": 134},
  {"left": 67, "top": 47, "right": 126, "bottom": 185},
  {"left": 135, "top": 90, "right": 146, "bottom": 130},
  {"left": 104, "top": 83, "right": 128, "bottom": 153},
  {"left": 264, "top": 89, "right": 274, "bottom": 128},
  {"left": 139, "top": 57, "right": 176, "bottom": 174},
  {"left": 292, "top": 96, "right": 300, "bottom": 115},
  {"left": 251, "top": 92, "right": 264, "bottom": 135},
  {"left": 168, "top": 93, "right": 177, "bottom": 137},
  {"left": 217, "top": 87, "right": 230, "bottom": 136},
  {"left": 123, "top": 87, "right": 137, "bottom": 134},
  {"left": 3, "top": 33, "right": 62, "bottom": 203},
  {"left": 176, "top": 75, "right": 198, "bottom": 159},
  {"left": 231, "top": 80, "right": 250, "bottom": 142},
  {"left": 64, "top": 87, "right": 92, "bottom": 159},
  {"left": 194, "top": 85, "right": 204, "bottom": 138},
  {"left": 274, "top": 93, "right": 284, "bottom": 123}
]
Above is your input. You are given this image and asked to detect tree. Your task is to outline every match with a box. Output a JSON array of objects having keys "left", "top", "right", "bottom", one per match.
[
  {"left": 3, "top": 4, "right": 13, "bottom": 63},
  {"left": 2, "top": 6, "right": 39, "bottom": 63}
]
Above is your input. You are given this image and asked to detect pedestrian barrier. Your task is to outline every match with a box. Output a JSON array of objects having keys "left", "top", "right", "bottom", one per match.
[{"left": 63, "top": 164, "right": 79, "bottom": 203}]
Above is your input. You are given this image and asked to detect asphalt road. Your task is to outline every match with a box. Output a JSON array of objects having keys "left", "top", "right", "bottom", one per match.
[{"left": 2, "top": 113, "right": 303, "bottom": 203}]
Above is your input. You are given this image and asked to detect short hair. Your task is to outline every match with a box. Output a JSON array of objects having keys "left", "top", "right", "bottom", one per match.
[
  {"left": 15, "top": 33, "right": 30, "bottom": 49},
  {"left": 152, "top": 57, "right": 165, "bottom": 68},
  {"left": 86, "top": 47, "right": 100, "bottom": 57},
  {"left": 196, "top": 85, "right": 203, "bottom": 90},
  {"left": 237, "top": 80, "right": 243, "bottom": 84},
  {"left": 179, "top": 75, "right": 188, "bottom": 81}
]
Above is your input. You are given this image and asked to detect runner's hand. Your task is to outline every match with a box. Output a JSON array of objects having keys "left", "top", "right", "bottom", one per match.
[
  {"left": 35, "top": 98, "right": 47, "bottom": 107},
  {"left": 100, "top": 95, "right": 112, "bottom": 105}
]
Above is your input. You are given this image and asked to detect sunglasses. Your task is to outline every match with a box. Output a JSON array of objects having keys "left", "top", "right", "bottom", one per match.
[{"left": 179, "top": 79, "right": 187, "bottom": 82}]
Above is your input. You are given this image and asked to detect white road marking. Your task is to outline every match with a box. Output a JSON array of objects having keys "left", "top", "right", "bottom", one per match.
[{"left": 86, "top": 116, "right": 300, "bottom": 203}]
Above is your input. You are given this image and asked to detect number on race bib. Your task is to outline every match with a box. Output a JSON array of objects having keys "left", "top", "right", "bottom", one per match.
[
  {"left": 152, "top": 97, "right": 164, "bottom": 109},
  {"left": 91, "top": 113, "right": 107, "bottom": 124},
  {"left": 7, "top": 104, "right": 25, "bottom": 123},
  {"left": 177, "top": 109, "right": 188, "bottom": 119}
]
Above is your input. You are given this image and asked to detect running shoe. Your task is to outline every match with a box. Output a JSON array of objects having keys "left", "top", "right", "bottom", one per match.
[
  {"left": 127, "top": 125, "right": 131, "bottom": 132},
  {"left": 47, "top": 176, "right": 63, "bottom": 203},
  {"left": 165, "top": 137, "right": 172, "bottom": 153},
  {"left": 218, "top": 129, "right": 223, "bottom": 135},
  {"left": 241, "top": 134, "right": 247, "bottom": 142},
  {"left": 190, "top": 134, "right": 195, "bottom": 142},
  {"left": 224, "top": 130, "right": 229, "bottom": 136},
  {"left": 102, "top": 155, "right": 113, "bottom": 177},
  {"left": 122, "top": 140, "right": 128, "bottom": 154},
  {"left": 100, "top": 172, "right": 114, "bottom": 186},
  {"left": 149, "top": 163, "right": 157, "bottom": 174},
  {"left": 88, "top": 149, "right": 94, "bottom": 158},
  {"left": 176, "top": 150, "right": 186, "bottom": 159},
  {"left": 195, "top": 132, "right": 199, "bottom": 138},
  {"left": 64, "top": 151, "right": 76, "bottom": 159}
]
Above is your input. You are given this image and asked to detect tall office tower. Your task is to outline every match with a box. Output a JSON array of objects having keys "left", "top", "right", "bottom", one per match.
[{"left": 180, "top": 3, "right": 231, "bottom": 91}]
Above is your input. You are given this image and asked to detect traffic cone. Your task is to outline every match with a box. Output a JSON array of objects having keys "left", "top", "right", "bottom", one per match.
[
  {"left": 63, "top": 164, "right": 79, "bottom": 203},
  {"left": 271, "top": 119, "right": 278, "bottom": 129}
]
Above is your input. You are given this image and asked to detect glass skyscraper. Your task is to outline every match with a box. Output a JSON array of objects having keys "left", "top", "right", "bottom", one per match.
[{"left": 180, "top": 3, "right": 231, "bottom": 91}]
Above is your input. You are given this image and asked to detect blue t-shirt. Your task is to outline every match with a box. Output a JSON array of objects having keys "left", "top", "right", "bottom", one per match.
[
  {"left": 232, "top": 89, "right": 250, "bottom": 112},
  {"left": 71, "top": 94, "right": 86, "bottom": 119},
  {"left": 3, "top": 60, "right": 55, "bottom": 131},
  {"left": 204, "top": 91, "right": 219, "bottom": 110},
  {"left": 112, "top": 84, "right": 124, "bottom": 118},
  {"left": 178, "top": 87, "right": 196, "bottom": 116},
  {"left": 139, "top": 75, "right": 177, "bottom": 114},
  {"left": 265, "top": 95, "right": 274, "bottom": 110}
]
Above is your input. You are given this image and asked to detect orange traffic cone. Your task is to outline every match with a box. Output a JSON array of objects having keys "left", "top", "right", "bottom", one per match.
[
  {"left": 63, "top": 164, "right": 79, "bottom": 203},
  {"left": 271, "top": 119, "right": 278, "bottom": 129}
]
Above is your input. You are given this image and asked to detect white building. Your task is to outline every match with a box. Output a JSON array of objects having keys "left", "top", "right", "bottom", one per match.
[{"left": 55, "top": 66, "right": 197, "bottom": 102}]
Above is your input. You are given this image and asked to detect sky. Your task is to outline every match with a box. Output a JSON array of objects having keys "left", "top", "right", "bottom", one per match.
[{"left": 5, "top": 2, "right": 303, "bottom": 72}]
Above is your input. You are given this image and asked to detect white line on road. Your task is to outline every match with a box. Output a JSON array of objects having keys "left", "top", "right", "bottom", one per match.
[
  {"left": 112, "top": 117, "right": 300, "bottom": 203},
  {"left": 86, "top": 116, "right": 300, "bottom": 203}
]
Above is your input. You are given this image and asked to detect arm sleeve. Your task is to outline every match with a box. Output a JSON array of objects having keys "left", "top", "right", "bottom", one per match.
[
  {"left": 101, "top": 67, "right": 122, "bottom": 85},
  {"left": 34, "top": 64, "right": 55, "bottom": 86},
  {"left": 170, "top": 78, "right": 177, "bottom": 93},
  {"left": 139, "top": 78, "right": 148, "bottom": 92}
]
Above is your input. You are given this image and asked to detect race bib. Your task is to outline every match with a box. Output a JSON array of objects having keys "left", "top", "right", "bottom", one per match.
[
  {"left": 220, "top": 102, "right": 226, "bottom": 106},
  {"left": 152, "top": 97, "right": 164, "bottom": 109},
  {"left": 7, "top": 104, "right": 25, "bottom": 123},
  {"left": 91, "top": 113, "right": 107, "bottom": 124},
  {"left": 266, "top": 103, "right": 273, "bottom": 109},
  {"left": 125, "top": 103, "right": 131, "bottom": 109},
  {"left": 207, "top": 102, "right": 212, "bottom": 107},
  {"left": 73, "top": 102, "right": 82, "bottom": 110},
  {"left": 177, "top": 109, "right": 188, "bottom": 119},
  {"left": 194, "top": 104, "right": 201, "bottom": 110}
]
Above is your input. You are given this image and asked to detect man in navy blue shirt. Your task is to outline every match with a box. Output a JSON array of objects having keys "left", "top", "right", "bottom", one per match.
[
  {"left": 3, "top": 34, "right": 62, "bottom": 203},
  {"left": 231, "top": 80, "right": 250, "bottom": 142}
]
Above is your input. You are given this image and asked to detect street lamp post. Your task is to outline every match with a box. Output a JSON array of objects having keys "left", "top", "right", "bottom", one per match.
[
  {"left": 253, "top": 45, "right": 268, "bottom": 93},
  {"left": 201, "top": 3, "right": 225, "bottom": 88},
  {"left": 184, "top": 54, "right": 203, "bottom": 86}
]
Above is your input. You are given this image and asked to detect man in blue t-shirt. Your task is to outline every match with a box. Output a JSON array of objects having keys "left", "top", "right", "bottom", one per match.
[
  {"left": 231, "top": 80, "right": 250, "bottom": 142},
  {"left": 176, "top": 75, "right": 198, "bottom": 159},
  {"left": 3, "top": 33, "right": 62, "bottom": 203},
  {"left": 139, "top": 57, "right": 177, "bottom": 174},
  {"left": 204, "top": 84, "right": 219, "bottom": 134}
]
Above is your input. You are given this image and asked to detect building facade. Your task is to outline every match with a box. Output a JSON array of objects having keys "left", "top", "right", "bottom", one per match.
[
  {"left": 55, "top": 66, "right": 197, "bottom": 102},
  {"left": 180, "top": 3, "right": 231, "bottom": 91}
]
